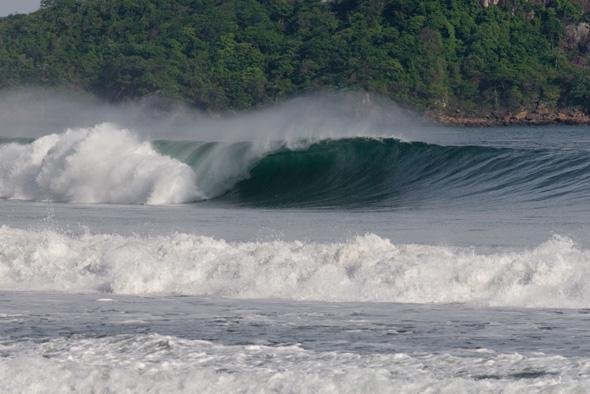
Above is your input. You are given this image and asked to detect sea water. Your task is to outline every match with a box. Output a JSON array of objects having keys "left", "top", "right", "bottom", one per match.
[{"left": 1, "top": 119, "right": 590, "bottom": 392}]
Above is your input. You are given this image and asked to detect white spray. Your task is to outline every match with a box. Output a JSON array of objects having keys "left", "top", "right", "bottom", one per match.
[{"left": 0, "top": 124, "right": 201, "bottom": 204}]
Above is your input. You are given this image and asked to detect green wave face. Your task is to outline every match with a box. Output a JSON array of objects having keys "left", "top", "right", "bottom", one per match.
[
  {"left": 222, "top": 139, "right": 411, "bottom": 207},
  {"left": 155, "top": 138, "right": 590, "bottom": 208}
]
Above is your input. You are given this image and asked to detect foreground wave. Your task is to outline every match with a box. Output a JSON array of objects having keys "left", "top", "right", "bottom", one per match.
[
  {"left": 1, "top": 123, "right": 590, "bottom": 206},
  {"left": 1, "top": 226, "right": 588, "bottom": 308},
  {"left": 2, "top": 334, "right": 588, "bottom": 393}
]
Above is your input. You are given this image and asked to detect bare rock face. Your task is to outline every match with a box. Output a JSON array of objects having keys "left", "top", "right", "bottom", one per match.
[{"left": 565, "top": 23, "right": 590, "bottom": 52}]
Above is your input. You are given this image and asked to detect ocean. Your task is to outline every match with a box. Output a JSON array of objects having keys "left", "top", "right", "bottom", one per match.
[{"left": 1, "top": 101, "right": 590, "bottom": 392}]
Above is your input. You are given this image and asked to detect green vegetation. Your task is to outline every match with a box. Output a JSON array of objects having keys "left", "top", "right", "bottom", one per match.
[{"left": 1, "top": 0, "right": 590, "bottom": 116}]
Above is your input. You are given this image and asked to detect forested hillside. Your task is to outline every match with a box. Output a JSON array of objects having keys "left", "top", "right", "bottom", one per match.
[{"left": 1, "top": 0, "right": 590, "bottom": 122}]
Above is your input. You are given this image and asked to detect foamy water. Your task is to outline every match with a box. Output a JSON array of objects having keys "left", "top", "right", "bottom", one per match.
[
  {"left": 1, "top": 226, "right": 588, "bottom": 308},
  {"left": 3, "top": 334, "right": 589, "bottom": 394},
  {"left": 0, "top": 124, "right": 201, "bottom": 204}
]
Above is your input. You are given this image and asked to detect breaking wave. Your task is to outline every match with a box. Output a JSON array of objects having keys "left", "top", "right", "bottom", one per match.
[
  {"left": 2, "top": 122, "right": 590, "bottom": 206},
  {"left": 0, "top": 124, "right": 201, "bottom": 204},
  {"left": 1, "top": 226, "right": 589, "bottom": 308}
]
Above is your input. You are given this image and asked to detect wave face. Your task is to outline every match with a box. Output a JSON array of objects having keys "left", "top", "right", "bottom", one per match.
[
  {"left": 215, "top": 139, "right": 590, "bottom": 207},
  {"left": 1, "top": 226, "right": 589, "bottom": 308},
  {"left": 158, "top": 132, "right": 590, "bottom": 207},
  {"left": 2, "top": 123, "right": 590, "bottom": 206},
  {"left": 155, "top": 134, "right": 590, "bottom": 207}
]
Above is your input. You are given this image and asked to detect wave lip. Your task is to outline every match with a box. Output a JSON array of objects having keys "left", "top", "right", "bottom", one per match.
[
  {"left": 1, "top": 226, "right": 589, "bottom": 308},
  {"left": 0, "top": 123, "right": 201, "bottom": 205}
]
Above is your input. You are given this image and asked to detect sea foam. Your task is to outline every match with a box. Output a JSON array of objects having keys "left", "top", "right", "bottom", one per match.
[
  {"left": 1, "top": 334, "right": 588, "bottom": 393},
  {"left": 0, "top": 123, "right": 201, "bottom": 204},
  {"left": 1, "top": 226, "right": 589, "bottom": 308}
]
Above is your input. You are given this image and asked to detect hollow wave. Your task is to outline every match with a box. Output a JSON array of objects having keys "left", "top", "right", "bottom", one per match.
[{"left": 2, "top": 123, "right": 590, "bottom": 207}]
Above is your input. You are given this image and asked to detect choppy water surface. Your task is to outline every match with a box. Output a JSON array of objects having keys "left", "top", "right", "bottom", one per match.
[{"left": 1, "top": 123, "right": 590, "bottom": 392}]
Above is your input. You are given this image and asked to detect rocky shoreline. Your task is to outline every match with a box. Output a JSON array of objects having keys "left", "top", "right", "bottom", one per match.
[{"left": 432, "top": 108, "right": 590, "bottom": 127}]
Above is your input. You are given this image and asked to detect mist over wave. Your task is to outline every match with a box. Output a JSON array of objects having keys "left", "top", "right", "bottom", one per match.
[
  {"left": 1, "top": 226, "right": 589, "bottom": 308},
  {"left": 0, "top": 90, "right": 428, "bottom": 205},
  {"left": 0, "top": 89, "right": 418, "bottom": 141}
]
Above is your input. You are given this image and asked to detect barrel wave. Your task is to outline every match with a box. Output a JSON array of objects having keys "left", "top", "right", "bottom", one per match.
[
  {"left": 156, "top": 133, "right": 590, "bottom": 208},
  {"left": 2, "top": 123, "right": 590, "bottom": 207},
  {"left": 216, "top": 139, "right": 590, "bottom": 207}
]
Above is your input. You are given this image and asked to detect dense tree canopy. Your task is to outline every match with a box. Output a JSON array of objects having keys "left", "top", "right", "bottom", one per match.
[{"left": 1, "top": 0, "right": 589, "bottom": 115}]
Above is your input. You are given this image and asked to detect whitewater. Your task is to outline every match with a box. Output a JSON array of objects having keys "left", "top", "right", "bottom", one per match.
[
  {"left": 1, "top": 226, "right": 589, "bottom": 308},
  {"left": 2, "top": 95, "right": 590, "bottom": 392}
]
